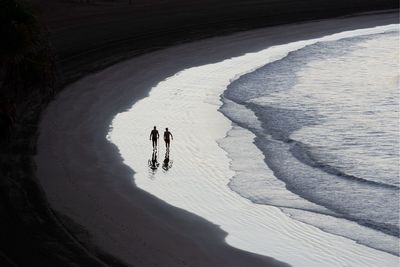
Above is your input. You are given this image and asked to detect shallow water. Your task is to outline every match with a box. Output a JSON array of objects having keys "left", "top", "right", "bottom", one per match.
[
  {"left": 109, "top": 25, "right": 399, "bottom": 265},
  {"left": 222, "top": 31, "right": 400, "bottom": 253}
]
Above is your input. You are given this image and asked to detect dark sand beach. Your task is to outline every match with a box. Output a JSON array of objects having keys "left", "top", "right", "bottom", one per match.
[
  {"left": 1, "top": 0, "right": 399, "bottom": 266},
  {"left": 32, "top": 0, "right": 396, "bottom": 84},
  {"left": 36, "top": 12, "right": 398, "bottom": 267}
]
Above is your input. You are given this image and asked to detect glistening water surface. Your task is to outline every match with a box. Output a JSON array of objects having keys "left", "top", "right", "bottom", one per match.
[
  {"left": 109, "top": 24, "right": 399, "bottom": 265},
  {"left": 222, "top": 30, "right": 400, "bottom": 254}
]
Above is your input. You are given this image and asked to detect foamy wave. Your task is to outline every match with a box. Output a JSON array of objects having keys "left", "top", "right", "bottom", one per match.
[{"left": 109, "top": 24, "right": 399, "bottom": 266}]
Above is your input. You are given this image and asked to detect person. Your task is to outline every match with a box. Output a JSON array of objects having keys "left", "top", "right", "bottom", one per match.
[
  {"left": 163, "top": 128, "right": 173, "bottom": 150},
  {"left": 149, "top": 126, "right": 159, "bottom": 149}
]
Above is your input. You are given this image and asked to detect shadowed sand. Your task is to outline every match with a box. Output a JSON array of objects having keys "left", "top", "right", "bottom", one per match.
[
  {"left": 32, "top": 0, "right": 397, "bottom": 84},
  {"left": 36, "top": 12, "right": 398, "bottom": 267}
]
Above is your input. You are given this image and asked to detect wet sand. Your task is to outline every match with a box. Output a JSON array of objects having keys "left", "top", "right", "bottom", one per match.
[
  {"left": 32, "top": 0, "right": 397, "bottom": 84},
  {"left": 36, "top": 12, "right": 398, "bottom": 266}
]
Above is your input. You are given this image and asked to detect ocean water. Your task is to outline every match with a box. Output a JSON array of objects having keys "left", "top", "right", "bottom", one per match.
[
  {"left": 222, "top": 31, "right": 400, "bottom": 254},
  {"left": 109, "top": 24, "right": 399, "bottom": 265}
]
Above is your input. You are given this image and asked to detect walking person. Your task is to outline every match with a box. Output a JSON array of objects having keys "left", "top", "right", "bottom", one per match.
[
  {"left": 164, "top": 128, "right": 173, "bottom": 150},
  {"left": 149, "top": 126, "right": 159, "bottom": 150}
]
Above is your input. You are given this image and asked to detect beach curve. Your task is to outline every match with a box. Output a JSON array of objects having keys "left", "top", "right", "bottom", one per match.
[{"left": 36, "top": 12, "right": 399, "bottom": 266}]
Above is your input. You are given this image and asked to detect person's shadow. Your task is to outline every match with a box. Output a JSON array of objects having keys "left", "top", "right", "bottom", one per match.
[
  {"left": 162, "top": 149, "right": 173, "bottom": 172},
  {"left": 148, "top": 150, "right": 160, "bottom": 175}
]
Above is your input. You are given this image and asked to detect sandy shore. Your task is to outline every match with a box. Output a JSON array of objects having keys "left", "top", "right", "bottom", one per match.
[
  {"left": 36, "top": 12, "right": 398, "bottom": 266},
  {"left": 109, "top": 23, "right": 398, "bottom": 266},
  {"left": 32, "top": 0, "right": 397, "bottom": 84}
]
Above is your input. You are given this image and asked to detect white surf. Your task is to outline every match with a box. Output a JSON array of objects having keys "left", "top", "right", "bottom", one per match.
[{"left": 109, "top": 24, "right": 399, "bottom": 266}]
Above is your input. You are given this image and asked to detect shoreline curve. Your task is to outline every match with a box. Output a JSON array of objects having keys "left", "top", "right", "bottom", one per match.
[{"left": 36, "top": 12, "right": 398, "bottom": 266}]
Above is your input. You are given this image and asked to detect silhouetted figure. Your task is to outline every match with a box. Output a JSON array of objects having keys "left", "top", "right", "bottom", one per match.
[
  {"left": 148, "top": 150, "right": 159, "bottom": 171},
  {"left": 162, "top": 151, "right": 173, "bottom": 171},
  {"left": 149, "top": 126, "right": 159, "bottom": 150},
  {"left": 163, "top": 128, "right": 173, "bottom": 150}
]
